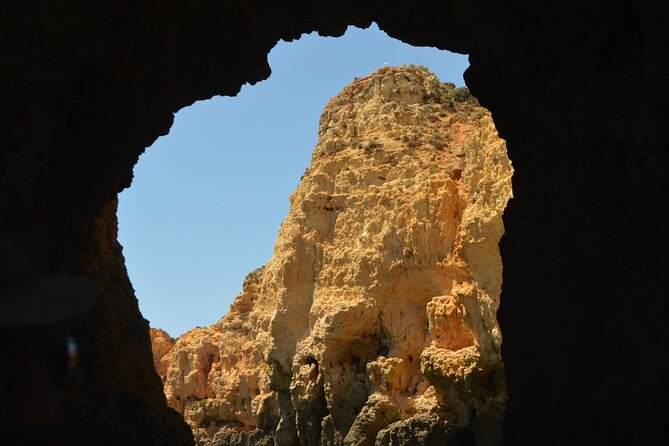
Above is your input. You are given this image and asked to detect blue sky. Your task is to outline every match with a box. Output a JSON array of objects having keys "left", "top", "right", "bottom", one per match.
[{"left": 117, "top": 23, "right": 469, "bottom": 337}]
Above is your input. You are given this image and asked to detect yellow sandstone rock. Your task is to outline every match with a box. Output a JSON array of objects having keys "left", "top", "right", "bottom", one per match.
[
  {"left": 151, "top": 65, "right": 513, "bottom": 446},
  {"left": 149, "top": 328, "right": 175, "bottom": 384}
]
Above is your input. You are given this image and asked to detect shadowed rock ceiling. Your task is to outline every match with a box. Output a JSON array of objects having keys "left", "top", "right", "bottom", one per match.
[{"left": 1, "top": 1, "right": 667, "bottom": 445}]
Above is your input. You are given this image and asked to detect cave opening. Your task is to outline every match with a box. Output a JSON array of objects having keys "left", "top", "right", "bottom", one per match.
[
  {"left": 117, "top": 23, "right": 470, "bottom": 337},
  {"left": 3, "top": 4, "right": 665, "bottom": 445},
  {"left": 116, "top": 20, "right": 513, "bottom": 445}
]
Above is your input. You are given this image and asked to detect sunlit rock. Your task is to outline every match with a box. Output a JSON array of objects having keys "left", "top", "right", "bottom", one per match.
[{"left": 151, "top": 65, "right": 513, "bottom": 445}]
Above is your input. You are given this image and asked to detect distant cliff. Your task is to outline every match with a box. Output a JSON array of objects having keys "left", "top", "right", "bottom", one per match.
[{"left": 151, "top": 65, "right": 512, "bottom": 446}]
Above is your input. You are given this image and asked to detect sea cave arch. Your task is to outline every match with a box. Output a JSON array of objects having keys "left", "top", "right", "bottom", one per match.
[
  {"left": 118, "top": 23, "right": 472, "bottom": 341},
  {"left": 121, "top": 27, "right": 503, "bottom": 444},
  {"left": 1, "top": 2, "right": 667, "bottom": 446}
]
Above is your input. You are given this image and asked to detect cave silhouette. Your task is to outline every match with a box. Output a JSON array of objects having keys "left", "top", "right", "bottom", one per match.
[
  {"left": 117, "top": 26, "right": 470, "bottom": 339},
  {"left": 1, "top": 2, "right": 667, "bottom": 445}
]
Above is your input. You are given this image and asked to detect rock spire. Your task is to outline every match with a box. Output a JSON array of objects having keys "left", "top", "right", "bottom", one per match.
[{"left": 152, "top": 65, "right": 512, "bottom": 446}]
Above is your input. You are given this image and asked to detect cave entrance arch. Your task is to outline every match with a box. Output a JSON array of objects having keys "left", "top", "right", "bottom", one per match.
[
  {"left": 118, "top": 22, "right": 471, "bottom": 337},
  {"left": 118, "top": 22, "right": 511, "bottom": 446},
  {"left": 4, "top": 3, "right": 665, "bottom": 445}
]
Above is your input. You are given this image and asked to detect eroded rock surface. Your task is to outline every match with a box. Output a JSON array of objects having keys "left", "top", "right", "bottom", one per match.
[
  {"left": 151, "top": 66, "right": 512, "bottom": 445},
  {"left": 150, "top": 328, "right": 176, "bottom": 384}
]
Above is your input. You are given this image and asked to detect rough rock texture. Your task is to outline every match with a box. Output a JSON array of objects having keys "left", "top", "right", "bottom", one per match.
[
  {"left": 2, "top": 2, "right": 668, "bottom": 445},
  {"left": 152, "top": 66, "right": 512, "bottom": 445},
  {"left": 150, "top": 328, "right": 176, "bottom": 384}
]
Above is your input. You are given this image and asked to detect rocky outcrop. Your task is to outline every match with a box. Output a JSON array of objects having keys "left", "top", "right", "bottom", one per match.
[
  {"left": 150, "top": 328, "right": 176, "bottom": 384},
  {"left": 5, "top": 2, "right": 668, "bottom": 445},
  {"left": 153, "top": 66, "right": 512, "bottom": 445}
]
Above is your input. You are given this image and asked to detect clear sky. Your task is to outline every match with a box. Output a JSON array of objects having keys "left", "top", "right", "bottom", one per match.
[{"left": 117, "top": 23, "right": 469, "bottom": 337}]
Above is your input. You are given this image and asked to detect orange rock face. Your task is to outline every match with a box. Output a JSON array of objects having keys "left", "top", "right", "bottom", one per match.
[
  {"left": 150, "top": 66, "right": 513, "bottom": 446},
  {"left": 150, "top": 328, "right": 176, "bottom": 384}
]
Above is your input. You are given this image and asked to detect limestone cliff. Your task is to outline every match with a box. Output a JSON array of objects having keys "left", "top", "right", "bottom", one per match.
[
  {"left": 150, "top": 328, "right": 176, "bottom": 384},
  {"left": 151, "top": 66, "right": 513, "bottom": 446}
]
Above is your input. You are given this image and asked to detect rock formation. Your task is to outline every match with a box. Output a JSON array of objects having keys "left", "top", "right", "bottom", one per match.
[
  {"left": 4, "top": 3, "right": 668, "bottom": 444},
  {"left": 150, "top": 328, "right": 176, "bottom": 384},
  {"left": 152, "top": 66, "right": 512, "bottom": 445}
]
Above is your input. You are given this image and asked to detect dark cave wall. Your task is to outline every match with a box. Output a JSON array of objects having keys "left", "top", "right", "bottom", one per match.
[
  {"left": 1, "top": 1, "right": 667, "bottom": 445},
  {"left": 479, "top": 3, "right": 669, "bottom": 443}
]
